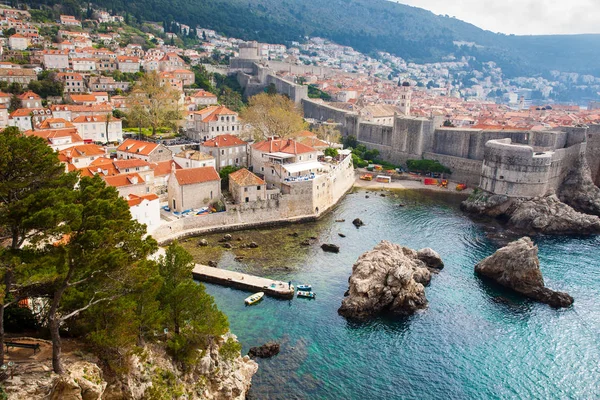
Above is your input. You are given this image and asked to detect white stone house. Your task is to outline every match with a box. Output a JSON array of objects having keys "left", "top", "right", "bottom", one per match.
[
  {"left": 72, "top": 115, "right": 123, "bottom": 143},
  {"left": 127, "top": 194, "right": 161, "bottom": 232}
]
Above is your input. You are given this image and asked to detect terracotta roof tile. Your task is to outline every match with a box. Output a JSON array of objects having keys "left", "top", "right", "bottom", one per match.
[
  {"left": 173, "top": 166, "right": 219, "bottom": 185},
  {"left": 229, "top": 168, "right": 265, "bottom": 186},
  {"left": 202, "top": 134, "right": 247, "bottom": 148}
]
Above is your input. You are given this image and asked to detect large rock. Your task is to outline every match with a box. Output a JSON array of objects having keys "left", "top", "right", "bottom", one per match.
[
  {"left": 248, "top": 342, "right": 280, "bottom": 358},
  {"left": 417, "top": 248, "right": 444, "bottom": 269},
  {"left": 338, "top": 241, "right": 441, "bottom": 320},
  {"left": 462, "top": 193, "right": 600, "bottom": 235},
  {"left": 352, "top": 218, "right": 364, "bottom": 228},
  {"left": 321, "top": 243, "right": 340, "bottom": 253},
  {"left": 49, "top": 362, "right": 106, "bottom": 400},
  {"left": 475, "top": 237, "right": 573, "bottom": 308}
]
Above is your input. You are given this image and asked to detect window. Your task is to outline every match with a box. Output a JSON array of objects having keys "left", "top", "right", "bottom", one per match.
[
  {"left": 221, "top": 149, "right": 225, "bottom": 155},
  {"left": 257, "top": 186, "right": 261, "bottom": 190},
  {"left": 244, "top": 187, "right": 248, "bottom": 192},
  {"left": 245, "top": 197, "right": 249, "bottom": 203}
]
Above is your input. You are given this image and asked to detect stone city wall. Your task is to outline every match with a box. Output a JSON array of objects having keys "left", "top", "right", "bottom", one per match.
[{"left": 585, "top": 124, "right": 600, "bottom": 185}]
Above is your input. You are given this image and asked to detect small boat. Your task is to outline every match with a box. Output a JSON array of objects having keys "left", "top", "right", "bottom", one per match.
[
  {"left": 360, "top": 174, "right": 373, "bottom": 181},
  {"left": 335, "top": 219, "right": 345, "bottom": 222},
  {"left": 244, "top": 292, "right": 264, "bottom": 305},
  {"left": 297, "top": 291, "right": 316, "bottom": 299},
  {"left": 297, "top": 284, "right": 312, "bottom": 291}
]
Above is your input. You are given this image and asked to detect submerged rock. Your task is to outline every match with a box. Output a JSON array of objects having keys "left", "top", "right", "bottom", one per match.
[
  {"left": 462, "top": 193, "right": 600, "bottom": 235},
  {"left": 248, "top": 242, "right": 259, "bottom": 248},
  {"left": 338, "top": 233, "right": 346, "bottom": 238},
  {"left": 208, "top": 260, "right": 218, "bottom": 268},
  {"left": 321, "top": 243, "right": 340, "bottom": 253},
  {"left": 198, "top": 239, "right": 208, "bottom": 247},
  {"left": 338, "top": 240, "right": 442, "bottom": 320},
  {"left": 475, "top": 237, "right": 573, "bottom": 308},
  {"left": 300, "top": 239, "right": 311, "bottom": 246},
  {"left": 352, "top": 218, "right": 364, "bottom": 228},
  {"left": 248, "top": 342, "right": 280, "bottom": 359}
]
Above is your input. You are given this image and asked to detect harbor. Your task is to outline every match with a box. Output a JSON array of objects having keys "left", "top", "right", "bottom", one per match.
[{"left": 192, "top": 264, "right": 295, "bottom": 299}]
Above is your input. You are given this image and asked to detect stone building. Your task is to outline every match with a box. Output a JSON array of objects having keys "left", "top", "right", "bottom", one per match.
[
  {"left": 173, "top": 150, "right": 216, "bottom": 169},
  {"left": 187, "top": 105, "right": 241, "bottom": 141},
  {"left": 228, "top": 168, "right": 267, "bottom": 204},
  {"left": 199, "top": 134, "right": 248, "bottom": 170},
  {"left": 116, "top": 139, "right": 172, "bottom": 162},
  {"left": 167, "top": 166, "right": 221, "bottom": 212},
  {"left": 250, "top": 138, "right": 320, "bottom": 186},
  {"left": 72, "top": 115, "right": 123, "bottom": 143},
  {"left": 0, "top": 68, "right": 37, "bottom": 85}
]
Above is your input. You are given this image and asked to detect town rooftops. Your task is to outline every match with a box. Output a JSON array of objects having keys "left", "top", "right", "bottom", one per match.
[
  {"left": 253, "top": 138, "right": 316, "bottom": 155},
  {"left": 59, "top": 144, "right": 105, "bottom": 159},
  {"left": 229, "top": 168, "right": 265, "bottom": 186},
  {"left": 117, "top": 139, "right": 159, "bottom": 156},
  {"left": 194, "top": 105, "right": 237, "bottom": 122},
  {"left": 127, "top": 193, "right": 159, "bottom": 207},
  {"left": 113, "top": 158, "right": 151, "bottom": 170},
  {"left": 38, "top": 118, "right": 75, "bottom": 129},
  {"left": 103, "top": 173, "right": 145, "bottom": 187},
  {"left": 151, "top": 160, "right": 181, "bottom": 177},
  {"left": 173, "top": 166, "right": 219, "bottom": 185},
  {"left": 69, "top": 94, "right": 97, "bottom": 103},
  {"left": 192, "top": 89, "right": 217, "bottom": 98},
  {"left": 72, "top": 115, "right": 119, "bottom": 123},
  {"left": 175, "top": 150, "right": 214, "bottom": 161},
  {"left": 202, "top": 134, "right": 246, "bottom": 148},
  {"left": 18, "top": 91, "right": 41, "bottom": 100},
  {"left": 24, "top": 128, "right": 82, "bottom": 143}
]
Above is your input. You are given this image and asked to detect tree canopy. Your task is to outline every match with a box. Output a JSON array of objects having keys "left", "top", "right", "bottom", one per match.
[{"left": 240, "top": 93, "right": 307, "bottom": 141}]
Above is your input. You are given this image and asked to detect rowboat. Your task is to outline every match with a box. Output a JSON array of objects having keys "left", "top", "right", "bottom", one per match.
[
  {"left": 244, "top": 292, "right": 264, "bottom": 305},
  {"left": 297, "top": 284, "right": 312, "bottom": 291},
  {"left": 297, "top": 291, "right": 316, "bottom": 299}
]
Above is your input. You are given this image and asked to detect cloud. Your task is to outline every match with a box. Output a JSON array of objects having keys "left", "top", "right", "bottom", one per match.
[{"left": 396, "top": 0, "right": 600, "bottom": 35}]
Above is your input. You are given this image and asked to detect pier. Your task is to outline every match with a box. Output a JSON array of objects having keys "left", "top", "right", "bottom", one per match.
[{"left": 192, "top": 264, "right": 295, "bottom": 299}]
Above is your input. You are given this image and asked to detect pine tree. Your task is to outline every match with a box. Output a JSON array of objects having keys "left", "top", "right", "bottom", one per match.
[{"left": 0, "top": 128, "right": 77, "bottom": 366}]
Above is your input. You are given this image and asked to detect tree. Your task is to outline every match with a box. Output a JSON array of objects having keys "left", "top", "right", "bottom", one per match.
[
  {"left": 105, "top": 112, "right": 112, "bottom": 143},
  {"left": 324, "top": 147, "right": 339, "bottom": 158},
  {"left": 8, "top": 95, "right": 21, "bottom": 113},
  {"left": 266, "top": 83, "right": 277, "bottom": 95},
  {"left": 41, "top": 176, "right": 157, "bottom": 373},
  {"left": 0, "top": 127, "right": 77, "bottom": 366},
  {"left": 240, "top": 93, "right": 307, "bottom": 141},
  {"left": 218, "top": 165, "right": 240, "bottom": 190},
  {"left": 157, "top": 243, "right": 228, "bottom": 367},
  {"left": 314, "top": 124, "right": 341, "bottom": 144},
  {"left": 127, "top": 71, "right": 182, "bottom": 136}
]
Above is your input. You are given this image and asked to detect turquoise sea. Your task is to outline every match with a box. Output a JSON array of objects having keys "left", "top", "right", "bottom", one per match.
[{"left": 187, "top": 189, "right": 600, "bottom": 399}]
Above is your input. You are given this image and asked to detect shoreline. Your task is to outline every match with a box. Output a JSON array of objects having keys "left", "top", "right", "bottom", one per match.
[{"left": 154, "top": 178, "right": 471, "bottom": 244}]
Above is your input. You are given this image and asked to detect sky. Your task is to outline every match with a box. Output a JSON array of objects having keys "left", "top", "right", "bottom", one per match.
[{"left": 397, "top": 0, "right": 600, "bottom": 35}]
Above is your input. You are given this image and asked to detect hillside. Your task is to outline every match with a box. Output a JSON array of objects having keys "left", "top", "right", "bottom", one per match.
[{"left": 30, "top": 0, "right": 600, "bottom": 77}]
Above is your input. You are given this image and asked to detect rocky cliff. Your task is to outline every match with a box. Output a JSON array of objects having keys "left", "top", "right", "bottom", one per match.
[
  {"left": 338, "top": 241, "right": 443, "bottom": 320},
  {"left": 475, "top": 237, "right": 573, "bottom": 308},
  {"left": 5, "top": 333, "right": 257, "bottom": 400},
  {"left": 461, "top": 193, "right": 600, "bottom": 235},
  {"left": 462, "top": 153, "right": 600, "bottom": 235}
]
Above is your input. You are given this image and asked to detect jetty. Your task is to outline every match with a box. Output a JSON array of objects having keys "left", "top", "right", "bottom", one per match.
[{"left": 192, "top": 264, "right": 295, "bottom": 299}]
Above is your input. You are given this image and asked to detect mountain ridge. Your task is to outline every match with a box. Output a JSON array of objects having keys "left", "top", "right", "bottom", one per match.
[{"left": 28, "top": 0, "right": 600, "bottom": 77}]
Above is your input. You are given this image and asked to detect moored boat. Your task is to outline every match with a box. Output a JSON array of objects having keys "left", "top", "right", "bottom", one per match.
[
  {"left": 297, "top": 284, "right": 312, "bottom": 291},
  {"left": 244, "top": 292, "right": 265, "bottom": 305},
  {"left": 297, "top": 290, "right": 316, "bottom": 299}
]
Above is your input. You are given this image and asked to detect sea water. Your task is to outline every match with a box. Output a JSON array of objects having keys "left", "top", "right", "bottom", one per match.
[{"left": 184, "top": 190, "right": 600, "bottom": 399}]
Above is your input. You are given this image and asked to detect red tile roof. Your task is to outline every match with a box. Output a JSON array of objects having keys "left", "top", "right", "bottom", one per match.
[
  {"left": 103, "top": 173, "right": 145, "bottom": 187},
  {"left": 229, "top": 168, "right": 265, "bottom": 186},
  {"left": 59, "top": 144, "right": 105, "bottom": 159},
  {"left": 127, "top": 193, "right": 159, "bottom": 207},
  {"left": 117, "top": 139, "right": 159, "bottom": 156},
  {"left": 24, "top": 128, "right": 82, "bottom": 143},
  {"left": 202, "top": 134, "right": 247, "bottom": 148},
  {"left": 252, "top": 138, "right": 316, "bottom": 155},
  {"left": 173, "top": 166, "right": 219, "bottom": 185},
  {"left": 113, "top": 159, "right": 151, "bottom": 169},
  {"left": 151, "top": 160, "right": 181, "bottom": 176}
]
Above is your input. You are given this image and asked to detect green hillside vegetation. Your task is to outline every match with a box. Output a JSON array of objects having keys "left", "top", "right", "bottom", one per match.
[{"left": 22, "top": 0, "right": 600, "bottom": 77}]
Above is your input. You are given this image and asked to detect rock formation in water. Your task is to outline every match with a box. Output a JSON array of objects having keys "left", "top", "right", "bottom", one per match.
[
  {"left": 6, "top": 334, "right": 257, "bottom": 400},
  {"left": 475, "top": 237, "right": 573, "bottom": 308},
  {"left": 462, "top": 193, "right": 600, "bottom": 235},
  {"left": 338, "top": 241, "right": 444, "bottom": 320},
  {"left": 248, "top": 342, "right": 280, "bottom": 358}
]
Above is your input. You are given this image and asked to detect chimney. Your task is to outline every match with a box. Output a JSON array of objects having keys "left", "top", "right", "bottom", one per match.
[{"left": 171, "top": 161, "right": 176, "bottom": 173}]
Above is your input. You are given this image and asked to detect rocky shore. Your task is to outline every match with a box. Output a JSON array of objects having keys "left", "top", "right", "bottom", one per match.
[
  {"left": 461, "top": 193, "right": 600, "bottom": 235},
  {"left": 6, "top": 333, "right": 257, "bottom": 400},
  {"left": 338, "top": 241, "right": 443, "bottom": 320},
  {"left": 475, "top": 237, "right": 573, "bottom": 308}
]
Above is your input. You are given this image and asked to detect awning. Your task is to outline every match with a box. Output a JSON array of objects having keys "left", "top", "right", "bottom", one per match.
[
  {"left": 282, "top": 161, "right": 323, "bottom": 174},
  {"left": 265, "top": 152, "right": 295, "bottom": 160}
]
